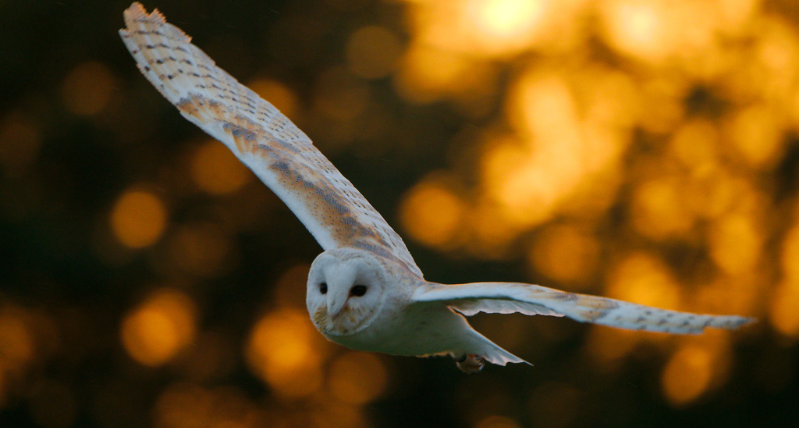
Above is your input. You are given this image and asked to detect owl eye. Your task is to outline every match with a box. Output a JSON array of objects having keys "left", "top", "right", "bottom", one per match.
[
  {"left": 350, "top": 285, "right": 367, "bottom": 297},
  {"left": 319, "top": 283, "right": 328, "bottom": 294}
]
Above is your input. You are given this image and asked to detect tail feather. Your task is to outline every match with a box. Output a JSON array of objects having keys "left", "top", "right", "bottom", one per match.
[{"left": 468, "top": 330, "right": 530, "bottom": 367}]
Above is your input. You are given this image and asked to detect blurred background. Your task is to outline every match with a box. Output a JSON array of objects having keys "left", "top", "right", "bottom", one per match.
[{"left": 1, "top": 0, "right": 797, "bottom": 426}]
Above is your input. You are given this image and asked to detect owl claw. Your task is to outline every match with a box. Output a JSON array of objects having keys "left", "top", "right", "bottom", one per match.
[{"left": 456, "top": 354, "right": 485, "bottom": 374}]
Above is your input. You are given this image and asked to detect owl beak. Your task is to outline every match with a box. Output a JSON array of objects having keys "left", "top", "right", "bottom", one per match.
[{"left": 327, "top": 297, "right": 347, "bottom": 321}]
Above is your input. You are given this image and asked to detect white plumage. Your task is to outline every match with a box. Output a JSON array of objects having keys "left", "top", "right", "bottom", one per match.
[{"left": 120, "top": 3, "right": 753, "bottom": 373}]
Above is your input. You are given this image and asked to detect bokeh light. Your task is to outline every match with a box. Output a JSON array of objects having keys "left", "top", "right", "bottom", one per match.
[
  {"left": 245, "top": 308, "right": 327, "bottom": 399},
  {"left": 327, "top": 352, "right": 388, "bottom": 405},
  {"left": 399, "top": 177, "right": 465, "bottom": 248},
  {"left": 0, "top": 112, "right": 41, "bottom": 178},
  {"left": 121, "top": 289, "right": 198, "bottom": 367},
  {"left": 473, "top": 415, "right": 522, "bottom": 428},
  {"left": 0, "top": 306, "right": 36, "bottom": 406},
  {"left": 110, "top": 188, "right": 168, "bottom": 249},
  {"left": 529, "top": 223, "right": 599, "bottom": 287},
  {"left": 248, "top": 78, "right": 299, "bottom": 119},
  {"left": 606, "top": 252, "right": 681, "bottom": 310},
  {"left": 661, "top": 343, "right": 718, "bottom": 406},
  {"left": 60, "top": 61, "right": 115, "bottom": 116},
  {"left": 191, "top": 140, "right": 253, "bottom": 195},
  {"left": 5, "top": 0, "right": 799, "bottom": 426}
]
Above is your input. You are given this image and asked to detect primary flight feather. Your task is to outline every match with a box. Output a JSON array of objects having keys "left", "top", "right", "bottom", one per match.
[{"left": 120, "top": 3, "right": 752, "bottom": 373}]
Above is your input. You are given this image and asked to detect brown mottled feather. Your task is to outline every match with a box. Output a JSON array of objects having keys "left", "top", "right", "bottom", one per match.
[
  {"left": 415, "top": 282, "right": 754, "bottom": 334},
  {"left": 119, "top": 3, "right": 422, "bottom": 277}
]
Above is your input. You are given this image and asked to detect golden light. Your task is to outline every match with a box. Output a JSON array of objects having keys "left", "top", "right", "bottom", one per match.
[
  {"left": 486, "top": 151, "right": 564, "bottom": 227},
  {"left": 327, "top": 352, "right": 388, "bottom": 405},
  {"left": 489, "top": 68, "right": 609, "bottom": 227},
  {"left": 781, "top": 222, "right": 799, "bottom": 280},
  {"left": 708, "top": 213, "right": 762, "bottom": 275},
  {"left": 507, "top": 70, "right": 577, "bottom": 140},
  {"left": 110, "top": 189, "right": 168, "bottom": 249},
  {"left": 155, "top": 383, "right": 213, "bottom": 428},
  {"left": 474, "top": 415, "right": 522, "bottom": 428},
  {"left": 770, "top": 279, "right": 799, "bottom": 339},
  {"left": 154, "top": 382, "right": 259, "bottom": 428},
  {"left": 637, "top": 77, "right": 686, "bottom": 134},
  {"left": 585, "top": 327, "right": 638, "bottom": 367},
  {"left": 607, "top": 252, "right": 681, "bottom": 311},
  {"left": 600, "top": 0, "right": 662, "bottom": 61},
  {"left": 631, "top": 178, "right": 694, "bottom": 240},
  {"left": 121, "top": 289, "right": 197, "bottom": 367},
  {"left": 0, "top": 307, "right": 35, "bottom": 372},
  {"left": 724, "top": 104, "right": 784, "bottom": 169},
  {"left": 466, "top": 0, "right": 546, "bottom": 56},
  {"left": 661, "top": 344, "right": 714, "bottom": 406},
  {"left": 393, "top": 44, "right": 474, "bottom": 104},
  {"left": 529, "top": 224, "right": 599, "bottom": 286},
  {"left": 772, "top": 223, "right": 799, "bottom": 338},
  {"left": 403, "top": 0, "right": 579, "bottom": 59},
  {"left": 682, "top": 167, "right": 736, "bottom": 220},
  {"left": 599, "top": 253, "right": 684, "bottom": 353},
  {"left": 717, "top": 0, "right": 759, "bottom": 36},
  {"left": 61, "top": 61, "right": 115, "bottom": 116},
  {"left": 0, "top": 112, "right": 41, "bottom": 178},
  {"left": 245, "top": 308, "right": 326, "bottom": 399},
  {"left": 248, "top": 78, "right": 299, "bottom": 119},
  {"left": 756, "top": 19, "right": 799, "bottom": 97},
  {"left": 309, "top": 404, "right": 368, "bottom": 428},
  {"left": 669, "top": 120, "right": 718, "bottom": 170},
  {"left": 191, "top": 140, "right": 252, "bottom": 195},
  {"left": 399, "top": 177, "right": 465, "bottom": 248},
  {"left": 582, "top": 68, "right": 640, "bottom": 130},
  {"left": 464, "top": 201, "right": 520, "bottom": 259},
  {"left": 346, "top": 26, "right": 402, "bottom": 80},
  {"left": 474, "top": 0, "right": 543, "bottom": 38},
  {"left": 480, "top": 136, "right": 526, "bottom": 197}
]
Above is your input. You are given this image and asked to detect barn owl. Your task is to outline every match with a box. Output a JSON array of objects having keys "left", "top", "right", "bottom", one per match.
[{"left": 120, "top": 3, "right": 752, "bottom": 373}]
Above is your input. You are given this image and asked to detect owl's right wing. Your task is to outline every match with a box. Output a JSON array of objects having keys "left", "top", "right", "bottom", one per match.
[
  {"left": 119, "top": 3, "right": 422, "bottom": 278},
  {"left": 413, "top": 282, "right": 754, "bottom": 334}
]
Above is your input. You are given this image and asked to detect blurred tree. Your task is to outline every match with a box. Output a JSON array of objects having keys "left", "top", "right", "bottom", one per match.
[{"left": 0, "top": 0, "right": 796, "bottom": 427}]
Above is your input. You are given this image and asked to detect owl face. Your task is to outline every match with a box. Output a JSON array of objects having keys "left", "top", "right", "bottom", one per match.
[{"left": 306, "top": 249, "right": 387, "bottom": 336}]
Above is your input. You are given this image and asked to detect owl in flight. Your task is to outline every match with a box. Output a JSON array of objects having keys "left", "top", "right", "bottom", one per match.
[{"left": 120, "top": 3, "right": 752, "bottom": 373}]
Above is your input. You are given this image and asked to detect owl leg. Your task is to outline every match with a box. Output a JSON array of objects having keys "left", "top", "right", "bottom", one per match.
[{"left": 456, "top": 354, "right": 485, "bottom": 374}]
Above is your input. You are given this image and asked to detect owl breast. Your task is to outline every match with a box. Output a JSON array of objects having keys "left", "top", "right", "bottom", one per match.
[{"left": 311, "top": 299, "right": 470, "bottom": 358}]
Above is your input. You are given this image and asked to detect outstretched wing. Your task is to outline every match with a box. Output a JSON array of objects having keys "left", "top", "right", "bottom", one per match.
[
  {"left": 119, "top": 3, "right": 422, "bottom": 277},
  {"left": 413, "top": 282, "right": 753, "bottom": 334}
]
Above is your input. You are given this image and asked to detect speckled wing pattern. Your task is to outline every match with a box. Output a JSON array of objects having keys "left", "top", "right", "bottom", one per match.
[
  {"left": 414, "top": 282, "right": 753, "bottom": 334},
  {"left": 119, "top": 3, "right": 422, "bottom": 278}
]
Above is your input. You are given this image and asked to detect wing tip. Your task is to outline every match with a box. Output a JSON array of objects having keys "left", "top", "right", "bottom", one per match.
[
  {"left": 123, "top": 2, "right": 162, "bottom": 26},
  {"left": 121, "top": 3, "right": 190, "bottom": 43},
  {"left": 714, "top": 315, "right": 757, "bottom": 330}
]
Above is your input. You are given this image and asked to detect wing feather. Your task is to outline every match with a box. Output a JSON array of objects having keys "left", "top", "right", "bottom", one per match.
[
  {"left": 119, "top": 3, "right": 422, "bottom": 277},
  {"left": 414, "top": 282, "right": 754, "bottom": 334}
]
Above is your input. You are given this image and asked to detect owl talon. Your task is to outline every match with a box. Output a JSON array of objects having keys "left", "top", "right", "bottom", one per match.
[{"left": 456, "top": 354, "right": 485, "bottom": 374}]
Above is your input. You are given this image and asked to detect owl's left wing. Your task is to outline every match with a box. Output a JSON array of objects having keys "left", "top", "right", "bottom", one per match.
[
  {"left": 119, "top": 3, "right": 422, "bottom": 277},
  {"left": 413, "top": 282, "right": 754, "bottom": 334}
]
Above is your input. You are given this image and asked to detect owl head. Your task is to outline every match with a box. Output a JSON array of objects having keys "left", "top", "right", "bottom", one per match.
[{"left": 306, "top": 248, "right": 389, "bottom": 336}]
